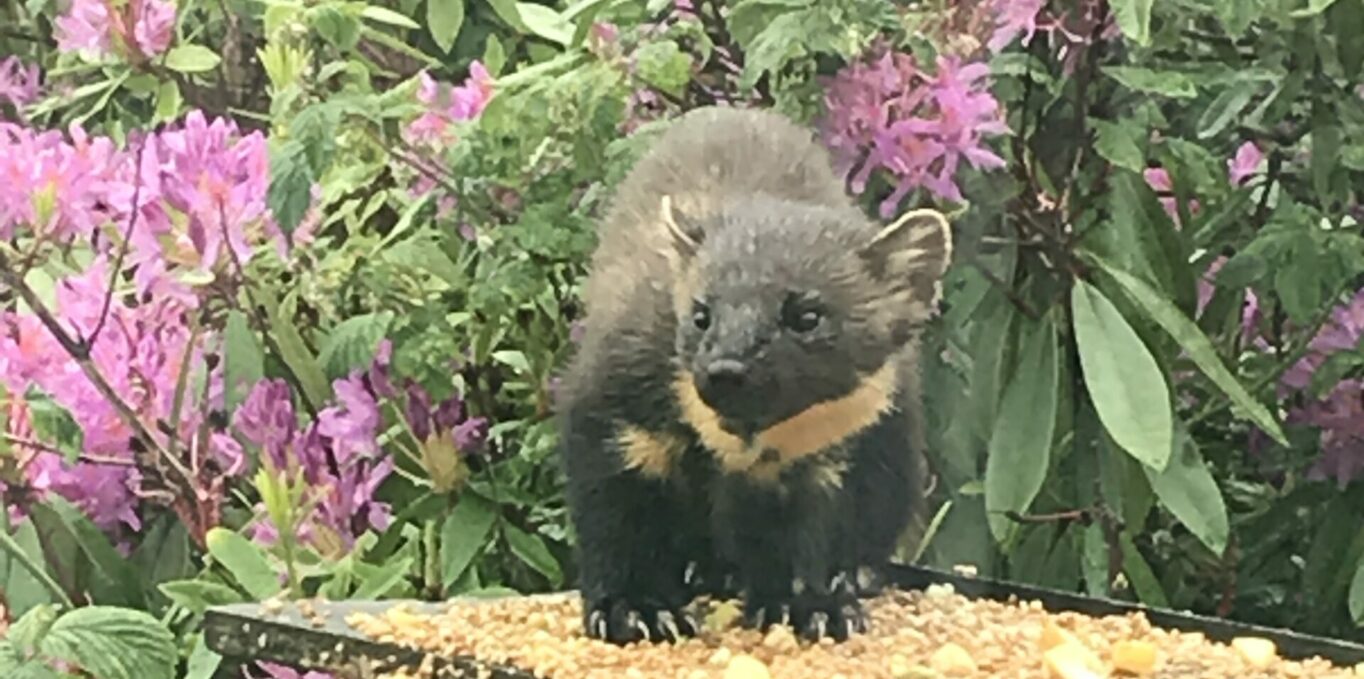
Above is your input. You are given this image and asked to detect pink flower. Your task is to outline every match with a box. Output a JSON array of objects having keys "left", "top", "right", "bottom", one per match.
[
  {"left": 56, "top": 0, "right": 177, "bottom": 59},
  {"left": 1227, "top": 141, "right": 1263, "bottom": 186},
  {"left": 1142, "top": 167, "right": 1201, "bottom": 226},
  {"left": 0, "top": 57, "right": 42, "bottom": 112},
  {"left": 987, "top": 0, "right": 1046, "bottom": 52},
  {"left": 405, "top": 62, "right": 495, "bottom": 148},
  {"left": 821, "top": 49, "right": 1007, "bottom": 217}
]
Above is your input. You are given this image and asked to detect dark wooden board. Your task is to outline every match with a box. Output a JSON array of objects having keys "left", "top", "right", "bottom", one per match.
[{"left": 204, "top": 564, "right": 1364, "bottom": 677}]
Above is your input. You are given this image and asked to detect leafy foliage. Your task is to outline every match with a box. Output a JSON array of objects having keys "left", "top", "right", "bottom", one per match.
[{"left": 2, "top": 0, "right": 1364, "bottom": 676}]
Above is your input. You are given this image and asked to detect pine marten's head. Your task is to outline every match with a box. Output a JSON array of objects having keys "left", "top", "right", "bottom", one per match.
[{"left": 658, "top": 194, "right": 952, "bottom": 470}]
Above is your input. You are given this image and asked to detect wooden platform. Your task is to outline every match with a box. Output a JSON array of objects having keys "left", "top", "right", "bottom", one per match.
[{"left": 203, "top": 565, "right": 1364, "bottom": 678}]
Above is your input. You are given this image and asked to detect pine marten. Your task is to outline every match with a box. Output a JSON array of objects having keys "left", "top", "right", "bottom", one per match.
[{"left": 557, "top": 105, "right": 952, "bottom": 645}]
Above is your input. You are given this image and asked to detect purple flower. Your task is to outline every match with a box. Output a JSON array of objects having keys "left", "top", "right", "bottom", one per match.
[
  {"left": 820, "top": 49, "right": 1007, "bottom": 216},
  {"left": 316, "top": 373, "right": 381, "bottom": 465},
  {"left": 0, "top": 57, "right": 42, "bottom": 113},
  {"left": 234, "top": 379, "right": 297, "bottom": 468},
  {"left": 56, "top": 0, "right": 177, "bottom": 59},
  {"left": 404, "top": 381, "right": 434, "bottom": 442},
  {"left": 987, "top": 0, "right": 1046, "bottom": 53}
]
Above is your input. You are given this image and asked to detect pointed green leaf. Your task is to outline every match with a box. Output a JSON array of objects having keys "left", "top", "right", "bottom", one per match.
[
  {"left": 223, "top": 311, "right": 265, "bottom": 414},
  {"left": 362, "top": 5, "right": 420, "bottom": 29},
  {"left": 1351, "top": 557, "right": 1364, "bottom": 625},
  {"left": 427, "top": 0, "right": 465, "bottom": 53},
  {"left": 985, "top": 318, "right": 1059, "bottom": 543},
  {"left": 1071, "top": 279, "right": 1173, "bottom": 471},
  {"left": 204, "top": 528, "right": 283, "bottom": 600},
  {"left": 1103, "top": 66, "right": 1197, "bottom": 98},
  {"left": 317, "top": 311, "right": 394, "bottom": 380},
  {"left": 1197, "top": 82, "right": 1259, "bottom": 140},
  {"left": 1112, "top": 0, "right": 1153, "bottom": 45},
  {"left": 157, "top": 580, "right": 246, "bottom": 614},
  {"left": 164, "top": 45, "right": 222, "bottom": 73},
  {"left": 1090, "top": 257, "right": 1287, "bottom": 445},
  {"left": 1143, "top": 422, "right": 1229, "bottom": 555},
  {"left": 1093, "top": 119, "right": 1145, "bottom": 173},
  {"left": 503, "top": 524, "right": 563, "bottom": 586},
  {"left": 441, "top": 493, "right": 497, "bottom": 587}
]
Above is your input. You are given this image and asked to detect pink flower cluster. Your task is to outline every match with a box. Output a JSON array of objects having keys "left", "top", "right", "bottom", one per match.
[
  {"left": 56, "top": 0, "right": 176, "bottom": 60},
  {"left": 403, "top": 62, "right": 495, "bottom": 219},
  {"left": 234, "top": 343, "right": 398, "bottom": 554},
  {"left": 1278, "top": 291, "right": 1364, "bottom": 488},
  {"left": 820, "top": 48, "right": 1008, "bottom": 217},
  {"left": 1, "top": 111, "right": 299, "bottom": 305},
  {"left": 1149, "top": 141, "right": 1264, "bottom": 228},
  {"left": 0, "top": 111, "right": 310, "bottom": 541},
  {"left": 0, "top": 259, "right": 242, "bottom": 539}
]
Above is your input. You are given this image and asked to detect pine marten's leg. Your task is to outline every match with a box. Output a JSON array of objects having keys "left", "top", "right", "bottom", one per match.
[
  {"left": 846, "top": 409, "right": 919, "bottom": 595},
  {"left": 561, "top": 410, "right": 698, "bottom": 645},
  {"left": 712, "top": 462, "right": 866, "bottom": 642}
]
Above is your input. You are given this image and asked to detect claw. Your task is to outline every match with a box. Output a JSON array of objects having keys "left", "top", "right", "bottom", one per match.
[
  {"left": 752, "top": 607, "right": 766, "bottom": 629},
  {"left": 626, "top": 610, "right": 650, "bottom": 640},
  {"left": 779, "top": 605, "right": 791, "bottom": 627},
  {"left": 588, "top": 609, "right": 607, "bottom": 639},
  {"left": 681, "top": 611, "right": 700, "bottom": 634},
  {"left": 830, "top": 572, "right": 847, "bottom": 593},
  {"left": 809, "top": 611, "right": 828, "bottom": 639},
  {"left": 845, "top": 618, "right": 855, "bottom": 639},
  {"left": 657, "top": 611, "right": 681, "bottom": 641}
]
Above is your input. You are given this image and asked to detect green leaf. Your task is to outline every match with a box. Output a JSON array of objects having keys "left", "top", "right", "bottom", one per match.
[
  {"left": 1351, "top": 556, "right": 1364, "bottom": 625},
  {"left": 1118, "top": 533, "right": 1169, "bottom": 607},
  {"left": 1216, "top": 0, "right": 1262, "bottom": 36},
  {"left": 491, "top": 350, "right": 532, "bottom": 375},
  {"left": 1143, "top": 423, "right": 1229, "bottom": 555},
  {"left": 184, "top": 634, "right": 222, "bottom": 679},
  {"left": 267, "top": 140, "right": 314, "bottom": 236},
  {"left": 502, "top": 524, "right": 563, "bottom": 586},
  {"left": 486, "top": 0, "right": 530, "bottom": 32},
  {"left": 205, "top": 528, "right": 283, "bottom": 600},
  {"left": 361, "top": 5, "right": 420, "bottom": 29},
  {"left": 1289, "top": 0, "right": 1341, "bottom": 17},
  {"left": 1112, "top": 0, "right": 1153, "bottom": 45},
  {"left": 163, "top": 45, "right": 221, "bottom": 73},
  {"left": 427, "top": 0, "right": 465, "bottom": 53},
  {"left": 1071, "top": 279, "right": 1173, "bottom": 471},
  {"left": 223, "top": 311, "right": 265, "bottom": 414},
  {"left": 317, "top": 311, "right": 395, "bottom": 380},
  {"left": 985, "top": 318, "right": 1059, "bottom": 544},
  {"left": 8, "top": 604, "right": 58, "bottom": 652},
  {"left": 441, "top": 493, "right": 498, "bottom": 587},
  {"left": 157, "top": 580, "right": 246, "bottom": 614},
  {"left": 1312, "top": 122, "right": 1342, "bottom": 207},
  {"left": 515, "top": 2, "right": 572, "bottom": 45},
  {"left": 353, "top": 556, "right": 414, "bottom": 599},
  {"left": 634, "top": 40, "right": 693, "bottom": 98},
  {"left": 1197, "top": 82, "right": 1258, "bottom": 139},
  {"left": 1092, "top": 119, "right": 1145, "bottom": 173},
  {"left": 483, "top": 34, "right": 507, "bottom": 76},
  {"left": 1103, "top": 66, "right": 1197, "bottom": 98},
  {"left": 29, "top": 498, "right": 142, "bottom": 607},
  {"left": 153, "top": 79, "right": 181, "bottom": 124},
  {"left": 40, "top": 606, "right": 177, "bottom": 679},
  {"left": 312, "top": 6, "right": 362, "bottom": 50},
  {"left": 260, "top": 290, "right": 331, "bottom": 409},
  {"left": 0, "top": 519, "right": 57, "bottom": 616},
  {"left": 1091, "top": 258, "right": 1288, "bottom": 446},
  {"left": 25, "top": 394, "right": 83, "bottom": 463}
]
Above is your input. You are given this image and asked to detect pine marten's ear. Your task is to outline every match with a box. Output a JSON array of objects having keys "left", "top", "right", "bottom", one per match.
[
  {"left": 659, "top": 195, "right": 703, "bottom": 261},
  {"left": 859, "top": 208, "right": 953, "bottom": 308}
]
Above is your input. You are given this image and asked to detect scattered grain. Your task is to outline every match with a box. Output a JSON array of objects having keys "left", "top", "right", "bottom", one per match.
[{"left": 346, "top": 587, "right": 1359, "bottom": 679}]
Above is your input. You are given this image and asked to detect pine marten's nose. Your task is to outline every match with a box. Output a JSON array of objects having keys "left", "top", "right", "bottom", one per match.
[
  {"left": 704, "top": 359, "right": 748, "bottom": 388},
  {"left": 697, "top": 359, "right": 751, "bottom": 414}
]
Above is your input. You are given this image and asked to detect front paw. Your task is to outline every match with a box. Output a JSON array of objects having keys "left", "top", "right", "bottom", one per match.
[
  {"left": 742, "top": 576, "right": 868, "bottom": 642},
  {"left": 582, "top": 595, "right": 699, "bottom": 645}
]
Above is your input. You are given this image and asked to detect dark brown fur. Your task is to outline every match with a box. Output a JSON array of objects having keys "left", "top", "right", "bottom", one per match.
[{"left": 558, "top": 106, "right": 952, "bottom": 645}]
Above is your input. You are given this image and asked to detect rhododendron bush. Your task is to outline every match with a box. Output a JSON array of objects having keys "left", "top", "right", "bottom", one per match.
[{"left": 3, "top": 0, "right": 1364, "bottom": 675}]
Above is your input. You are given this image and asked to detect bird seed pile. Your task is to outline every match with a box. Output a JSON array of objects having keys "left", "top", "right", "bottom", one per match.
[{"left": 347, "top": 584, "right": 1364, "bottom": 679}]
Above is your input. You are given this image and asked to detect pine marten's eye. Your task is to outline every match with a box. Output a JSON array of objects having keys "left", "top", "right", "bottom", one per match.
[
  {"left": 781, "top": 293, "right": 823, "bottom": 333},
  {"left": 692, "top": 301, "right": 712, "bottom": 331}
]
